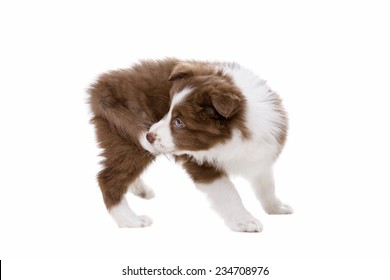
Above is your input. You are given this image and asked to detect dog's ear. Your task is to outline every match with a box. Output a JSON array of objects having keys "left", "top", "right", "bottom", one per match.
[
  {"left": 168, "top": 63, "right": 194, "bottom": 81},
  {"left": 210, "top": 93, "right": 241, "bottom": 119}
]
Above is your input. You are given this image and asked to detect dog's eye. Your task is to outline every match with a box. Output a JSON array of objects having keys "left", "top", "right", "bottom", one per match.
[{"left": 173, "top": 118, "right": 185, "bottom": 128}]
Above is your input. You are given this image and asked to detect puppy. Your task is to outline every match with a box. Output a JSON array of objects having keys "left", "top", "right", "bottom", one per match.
[{"left": 88, "top": 58, "right": 292, "bottom": 232}]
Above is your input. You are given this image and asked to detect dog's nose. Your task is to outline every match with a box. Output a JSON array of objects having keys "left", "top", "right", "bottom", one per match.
[{"left": 146, "top": 132, "right": 157, "bottom": 144}]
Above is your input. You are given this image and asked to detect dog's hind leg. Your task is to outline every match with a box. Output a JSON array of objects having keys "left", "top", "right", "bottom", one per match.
[
  {"left": 93, "top": 117, "right": 155, "bottom": 228},
  {"left": 128, "top": 178, "right": 155, "bottom": 200}
]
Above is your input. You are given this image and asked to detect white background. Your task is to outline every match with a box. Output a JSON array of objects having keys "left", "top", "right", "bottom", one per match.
[{"left": 1, "top": 0, "right": 389, "bottom": 278}]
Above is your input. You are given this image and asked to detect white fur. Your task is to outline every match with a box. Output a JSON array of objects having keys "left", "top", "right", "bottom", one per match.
[
  {"left": 110, "top": 179, "right": 154, "bottom": 228},
  {"left": 109, "top": 197, "right": 153, "bottom": 228},
  {"left": 148, "top": 87, "right": 192, "bottom": 154},
  {"left": 196, "top": 176, "right": 263, "bottom": 232},
  {"left": 250, "top": 169, "right": 293, "bottom": 214},
  {"left": 129, "top": 178, "right": 155, "bottom": 199},
  {"left": 170, "top": 86, "right": 193, "bottom": 108},
  {"left": 175, "top": 129, "right": 278, "bottom": 177}
]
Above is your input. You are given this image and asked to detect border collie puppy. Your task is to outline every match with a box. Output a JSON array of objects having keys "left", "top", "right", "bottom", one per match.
[{"left": 88, "top": 58, "right": 292, "bottom": 232}]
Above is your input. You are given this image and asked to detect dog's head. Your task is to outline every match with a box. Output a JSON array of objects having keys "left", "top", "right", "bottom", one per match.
[{"left": 145, "top": 61, "right": 249, "bottom": 155}]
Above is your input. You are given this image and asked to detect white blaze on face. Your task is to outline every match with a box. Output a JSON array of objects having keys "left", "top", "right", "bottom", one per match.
[{"left": 147, "top": 87, "right": 192, "bottom": 154}]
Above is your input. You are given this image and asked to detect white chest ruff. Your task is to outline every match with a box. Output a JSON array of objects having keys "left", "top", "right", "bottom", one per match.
[{"left": 181, "top": 129, "right": 280, "bottom": 177}]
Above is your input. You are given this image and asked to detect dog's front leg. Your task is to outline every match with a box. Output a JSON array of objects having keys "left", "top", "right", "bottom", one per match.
[
  {"left": 250, "top": 167, "right": 293, "bottom": 215},
  {"left": 196, "top": 176, "right": 263, "bottom": 232}
]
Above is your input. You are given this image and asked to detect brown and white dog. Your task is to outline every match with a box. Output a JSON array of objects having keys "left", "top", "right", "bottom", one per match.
[{"left": 88, "top": 58, "right": 292, "bottom": 232}]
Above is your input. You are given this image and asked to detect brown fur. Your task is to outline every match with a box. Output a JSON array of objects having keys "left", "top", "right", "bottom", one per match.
[
  {"left": 176, "top": 155, "right": 225, "bottom": 183},
  {"left": 89, "top": 59, "right": 179, "bottom": 208}
]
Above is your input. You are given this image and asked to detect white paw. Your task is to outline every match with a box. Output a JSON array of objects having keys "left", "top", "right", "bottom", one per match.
[
  {"left": 264, "top": 202, "right": 293, "bottom": 215},
  {"left": 227, "top": 215, "right": 263, "bottom": 233},
  {"left": 109, "top": 198, "right": 153, "bottom": 228},
  {"left": 117, "top": 215, "right": 153, "bottom": 228},
  {"left": 129, "top": 179, "right": 155, "bottom": 199}
]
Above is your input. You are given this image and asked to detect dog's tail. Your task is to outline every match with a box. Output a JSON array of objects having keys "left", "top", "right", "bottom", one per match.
[{"left": 87, "top": 73, "right": 150, "bottom": 144}]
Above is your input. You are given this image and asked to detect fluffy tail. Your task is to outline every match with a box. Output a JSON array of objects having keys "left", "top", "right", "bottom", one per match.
[{"left": 88, "top": 75, "right": 150, "bottom": 144}]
